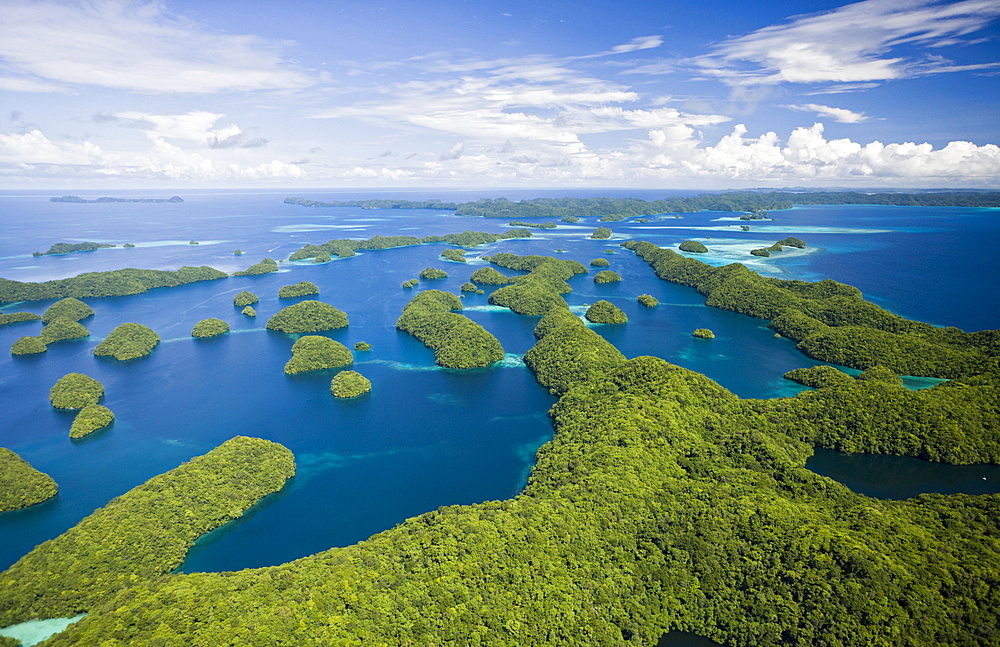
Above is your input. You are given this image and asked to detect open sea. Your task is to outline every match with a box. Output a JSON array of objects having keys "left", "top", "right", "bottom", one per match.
[{"left": 1, "top": 188, "right": 998, "bottom": 577}]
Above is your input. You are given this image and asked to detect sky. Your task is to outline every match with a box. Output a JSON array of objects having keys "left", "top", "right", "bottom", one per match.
[{"left": 1, "top": 0, "right": 998, "bottom": 190}]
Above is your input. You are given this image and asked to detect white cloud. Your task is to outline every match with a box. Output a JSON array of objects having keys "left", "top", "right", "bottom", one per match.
[
  {"left": 0, "top": 0, "right": 314, "bottom": 93},
  {"left": 784, "top": 103, "right": 869, "bottom": 123},
  {"left": 698, "top": 0, "right": 1000, "bottom": 86},
  {"left": 0, "top": 130, "right": 108, "bottom": 165}
]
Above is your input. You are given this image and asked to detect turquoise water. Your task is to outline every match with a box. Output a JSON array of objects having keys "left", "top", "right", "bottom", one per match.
[
  {"left": 0, "top": 615, "right": 85, "bottom": 646},
  {"left": 0, "top": 190, "right": 997, "bottom": 574}
]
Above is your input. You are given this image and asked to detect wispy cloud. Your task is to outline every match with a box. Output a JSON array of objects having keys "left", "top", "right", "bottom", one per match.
[
  {"left": 784, "top": 103, "right": 870, "bottom": 123},
  {"left": 0, "top": 0, "right": 314, "bottom": 93},
  {"left": 696, "top": 0, "right": 1000, "bottom": 86}
]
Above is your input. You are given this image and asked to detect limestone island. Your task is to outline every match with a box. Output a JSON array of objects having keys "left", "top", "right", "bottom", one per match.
[
  {"left": 637, "top": 294, "right": 659, "bottom": 307},
  {"left": 693, "top": 328, "right": 716, "bottom": 339},
  {"left": 284, "top": 335, "right": 353, "bottom": 374},
  {"left": 594, "top": 270, "right": 622, "bottom": 284},
  {"left": 278, "top": 281, "right": 320, "bottom": 298},
  {"left": 50, "top": 372, "right": 104, "bottom": 409},
  {"left": 34, "top": 242, "right": 115, "bottom": 257},
  {"left": 232, "top": 258, "right": 278, "bottom": 277},
  {"left": 590, "top": 258, "right": 610, "bottom": 267},
  {"left": 441, "top": 249, "right": 467, "bottom": 263},
  {"left": 330, "top": 370, "right": 371, "bottom": 398},
  {"left": 585, "top": 300, "right": 628, "bottom": 324},
  {"left": 678, "top": 240, "right": 709, "bottom": 253},
  {"left": 266, "top": 300, "right": 349, "bottom": 334},
  {"left": 590, "top": 227, "right": 612, "bottom": 240},
  {"left": 419, "top": 267, "right": 448, "bottom": 280},
  {"left": 192, "top": 318, "right": 229, "bottom": 338},
  {"left": 0, "top": 448, "right": 58, "bottom": 513},
  {"left": 234, "top": 290, "right": 259, "bottom": 307},
  {"left": 0, "top": 312, "right": 41, "bottom": 327},
  {"left": 70, "top": 404, "right": 115, "bottom": 439},
  {"left": 94, "top": 322, "right": 159, "bottom": 360},
  {"left": 396, "top": 290, "right": 504, "bottom": 369},
  {"left": 42, "top": 297, "right": 94, "bottom": 323}
]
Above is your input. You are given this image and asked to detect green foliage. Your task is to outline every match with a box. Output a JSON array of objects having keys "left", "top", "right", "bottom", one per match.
[
  {"left": 560, "top": 215, "right": 581, "bottom": 223},
  {"left": 313, "top": 253, "right": 331, "bottom": 263},
  {"left": 284, "top": 335, "right": 353, "bottom": 374},
  {"left": 783, "top": 366, "right": 855, "bottom": 389},
  {"left": 622, "top": 240, "right": 996, "bottom": 378},
  {"left": 233, "top": 249, "right": 243, "bottom": 255},
  {"left": 70, "top": 404, "right": 114, "bottom": 439},
  {"left": 402, "top": 279, "right": 418, "bottom": 288},
  {"left": 94, "top": 323, "right": 159, "bottom": 360},
  {"left": 591, "top": 226, "right": 612, "bottom": 239},
  {"left": 191, "top": 318, "right": 229, "bottom": 338},
  {"left": 487, "top": 255, "right": 586, "bottom": 316},
  {"left": 241, "top": 305, "right": 256, "bottom": 317},
  {"left": 524, "top": 306, "right": 626, "bottom": 394},
  {"left": 590, "top": 258, "right": 610, "bottom": 267},
  {"left": 265, "top": 300, "right": 349, "bottom": 334},
  {"left": 585, "top": 300, "right": 628, "bottom": 324},
  {"left": 331, "top": 370, "right": 372, "bottom": 398},
  {"left": 637, "top": 294, "right": 658, "bottom": 307},
  {"left": 42, "top": 297, "right": 94, "bottom": 323},
  {"left": 750, "top": 248, "right": 771, "bottom": 257},
  {"left": 39, "top": 317, "right": 89, "bottom": 344},
  {"left": 0, "top": 311, "right": 40, "bottom": 326},
  {"left": 123, "top": 243, "right": 136, "bottom": 248},
  {"left": 508, "top": 220, "right": 557, "bottom": 229},
  {"left": 232, "top": 257, "right": 278, "bottom": 276},
  {"left": 285, "top": 196, "right": 458, "bottom": 209},
  {"left": 189, "top": 240, "right": 199, "bottom": 245},
  {"left": 286, "top": 229, "right": 532, "bottom": 262},
  {"left": 460, "top": 282, "right": 477, "bottom": 292},
  {"left": 693, "top": 328, "right": 716, "bottom": 339},
  {"left": 0, "top": 266, "right": 227, "bottom": 303},
  {"left": 50, "top": 373, "right": 103, "bottom": 409},
  {"left": 0, "top": 436, "right": 295, "bottom": 626},
  {"left": 11, "top": 336, "right": 46, "bottom": 355},
  {"left": 419, "top": 267, "right": 448, "bottom": 279},
  {"left": 594, "top": 270, "right": 621, "bottom": 283},
  {"left": 441, "top": 248, "right": 467, "bottom": 262},
  {"left": 277, "top": 281, "right": 319, "bottom": 298},
  {"left": 354, "top": 341, "right": 371, "bottom": 351},
  {"left": 0, "top": 448, "right": 58, "bottom": 513},
  {"left": 470, "top": 266, "right": 512, "bottom": 285},
  {"left": 233, "top": 290, "right": 258, "bottom": 307},
  {"left": 396, "top": 290, "right": 504, "bottom": 368},
  {"left": 33, "top": 242, "right": 115, "bottom": 256},
  {"left": 679, "top": 240, "right": 709, "bottom": 253}
]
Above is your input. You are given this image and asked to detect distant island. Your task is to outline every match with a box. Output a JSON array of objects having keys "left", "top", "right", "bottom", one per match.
[
  {"left": 51, "top": 196, "right": 183, "bottom": 203},
  {"left": 34, "top": 242, "right": 116, "bottom": 256}
]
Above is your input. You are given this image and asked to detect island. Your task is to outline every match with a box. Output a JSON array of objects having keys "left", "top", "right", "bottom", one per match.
[
  {"left": 266, "top": 300, "right": 349, "bottom": 334},
  {"left": 42, "top": 297, "right": 94, "bottom": 323},
  {"left": 0, "top": 266, "right": 227, "bottom": 303},
  {"left": 94, "top": 322, "right": 159, "bottom": 360},
  {"left": 233, "top": 290, "right": 258, "bottom": 307},
  {"left": 241, "top": 305, "right": 256, "bottom": 317},
  {"left": 330, "top": 370, "right": 372, "bottom": 398},
  {"left": 590, "top": 258, "right": 610, "bottom": 267},
  {"left": 585, "top": 300, "right": 628, "bottom": 324},
  {"left": 402, "top": 279, "right": 418, "bottom": 289},
  {"left": 33, "top": 242, "right": 115, "bottom": 257},
  {"left": 460, "top": 282, "right": 477, "bottom": 292},
  {"left": 487, "top": 254, "right": 587, "bottom": 316},
  {"left": 590, "top": 226, "right": 612, "bottom": 240},
  {"left": 0, "top": 437, "right": 294, "bottom": 628},
  {"left": 637, "top": 294, "right": 658, "bottom": 307},
  {"left": 508, "top": 220, "right": 557, "bottom": 229},
  {"left": 441, "top": 249, "right": 467, "bottom": 262},
  {"left": 278, "top": 281, "right": 320, "bottom": 298},
  {"left": 593, "top": 270, "right": 621, "bottom": 283},
  {"left": 38, "top": 317, "right": 89, "bottom": 345},
  {"left": 419, "top": 267, "right": 448, "bottom": 279},
  {"left": 287, "top": 229, "right": 532, "bottom": 262},
  {"left": 50, "top": 195, "right": 183, "bottom": 203},
  {"left": 284, "top": 335, "right": 353, "bottom": 374},
  {"left": 10, "top": 336, "right": 46, "bottom": 355},
  {"left": 191, "top": 318, "right": 229, "bottom": 338},
  {"left": 0, "top": 312, "right": 40, "bottom": 327},
  {"left": 50, "top": 372, "right": 104, "bottom": 409},
  {"left": 0, "top": 449, "right": 58, "bottom": 513},
  {"left": 750, "top": 248, "right": 771, "bottom": 257},
  {"left": 469, "top": 266, "right": 511, "bottom": 285},
  {"left": 232, "top": 258, "right": 278, "bottom": 277},
  {"left": 678, "top": 240, "right": 709, "bottom": 253},
  {"left": 354, "top": 341, "right": 371, "bottom": 352},
  {"left": 70, "top": 404, "right": 115, "bottom": 439},
  {"left": 396, "top": 290, "right": 504, "bottom": 368},
  {"left": 693, "top": 328, "right": 716, "bottom": 339}
]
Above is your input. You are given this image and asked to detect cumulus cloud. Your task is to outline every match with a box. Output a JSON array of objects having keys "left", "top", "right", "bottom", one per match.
[
  {"left": 114, "top": 111, "right": 268, "bottom": 148},
  {"left": 0, "top": 0, "right": 313, "bottom": 93},
  {"left": 697, "top": 0, "right": 1000, "bottom": 87},
  {"left": 784, "top": 103, "right": 869, "bottom": 123}
]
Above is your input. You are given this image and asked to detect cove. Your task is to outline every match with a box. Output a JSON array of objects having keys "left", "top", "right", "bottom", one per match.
[{"left": 806, "top": 448, "right": 1000, "bottom": 499}]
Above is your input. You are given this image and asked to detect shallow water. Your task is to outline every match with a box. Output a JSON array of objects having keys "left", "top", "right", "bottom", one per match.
[{"left": 1, "top": 190, "right": 997, "bottom": 573}]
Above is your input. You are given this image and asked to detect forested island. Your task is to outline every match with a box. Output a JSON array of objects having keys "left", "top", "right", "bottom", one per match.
[
  {"left": 284, "top": 196, "right": 458, "bottom": 209},
  {"left": 284, "top": 335, "right": 353, "bottom": 374},
  {"left": 396, "top": 290, "right": 504, "bottom": 369},
  {"left": 0, "top": 449, "right": 58, "bottom": 513},
  {"left": 0, "top": 266, "right": 226, "bottom": 303},
  {"left": 287, "top": 229, "right": 532, "bottom": 262},
  {"left": 50, "top": 196, "right": 183, "bottom": 203},
  {"left": 33, "top": 242, "right": 115, "bottom": 257}
]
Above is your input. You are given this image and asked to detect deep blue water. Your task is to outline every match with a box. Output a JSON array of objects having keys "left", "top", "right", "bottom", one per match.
[{"left": 0, "top": 189, "right": 997, "bottom": 574}]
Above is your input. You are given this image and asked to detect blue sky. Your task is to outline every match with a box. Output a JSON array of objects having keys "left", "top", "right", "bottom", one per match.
[{"left": 1, "top": 0, "right": 998, "bottom": 189}]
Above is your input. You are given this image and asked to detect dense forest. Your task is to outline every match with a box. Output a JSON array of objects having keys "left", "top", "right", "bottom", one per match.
[
  {"left": 396, "top": 289, "right": 504, "bottom": 369},
  {"left": 0, "top": 449, "right": 58, "bottom": 513},
  {"left": 10, "top": 249, "right": 996, "bottom": 646},
  {"left": 0, "top": 266, "right": 227, "bottom": 303}
]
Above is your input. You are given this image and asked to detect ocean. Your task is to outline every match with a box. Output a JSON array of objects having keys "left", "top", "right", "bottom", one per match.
[{"left": 1, "top": 189, "right": 997, "bottom": 575}]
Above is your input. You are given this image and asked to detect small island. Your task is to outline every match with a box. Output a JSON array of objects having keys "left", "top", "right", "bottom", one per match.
[
  {"left": 242, "top": 305, "right": 256, "bottom": 317},
  {"left": 637, "top": 294, "right": 658, "bottom": 307},
  {"left": 692, "top": 328, "right": 716, "bottom": 339},
  {"left": 441, "top": 249, "right": 468, "bottom": 263},
  {"left": 0, "top": 312, "right": 41, "bottom": 327},
  {"left": 396, "top": 290, "right": 504, "bottom": 369},
  {"left": 94, "top": 322, "right": 159, "bottom": 360},
  {"left": 284, "top": 335, "right": 353, "bottom": 374},
  {"left": 508, "top": 221, "right": 557, "bottom": 229},
  {"left": 11, "top": 335, "right": 47, "bottom": 355},
  {"left": 39, "top": 317, "right": 89, "bottom": 344},
  {"left": 266, "top": 300, "right": 349, "bottom": 334},
  {"left": 469, "top": 267, "right": 511, "bottom": 285},
  {"left": 192, "top": 318, "right": 230, "bottom": 338},
  {"left": 402, "top": 279, "right": 418, "bottom": 289},
  {"left": 354, "top": 341, "right": 371, "bottom": 352},
  {"left": 50, "top": 372, "right": 104, "bottom": 409},
  {"left": 460, "top": 282, "right": 477, "bottom": 292},
  {"left": 590, "top": 258, "right": 610, "bottom": 267},
  {"left": 678, "top": 240, "right": 709, "bottom": 253},
  {"left": 278, "top": 281, "right": 320, "bottom": 298},
  {"left": 594, "top": 270, "right": 622, "bottom": 284},
  {"left": 234, "top": 290, "right": 259, "bottom": 307},
  {"left": 585, "top": 300, "right": 628, "bottom": 324},
  {"left": 590, "top": 227, "right": 612, "bottom": 240},
  {"left": 70, "top": 404, "right": 115, "bottom": 439},
  {"left": 50, "top": 195, "right": 183, "bottom": 203},
  {"left": 0, "top": 449, "right": 58, "bottom": 513},
  {"left": 419, "top": 267, "right": 449, "bottom": 280},
  {"left": 330, "top": 370, "right": 371, "bottom": 398},
  {"left": 42, "top": 297, "right": 94, "bottom": 323},
  {"left": 33, "top": 242, "right": 115, "bottom": 257},
  {"left": 232, "top": 258, "right": 279, "bottom": 277}
]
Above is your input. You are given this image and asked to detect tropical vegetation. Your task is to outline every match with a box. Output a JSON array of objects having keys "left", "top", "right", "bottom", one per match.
[
  {"left": 283, "top": 335, "right": 353, "bottom": 374},
  {"left": 0, "top": 266, "right": 227, "bottom": 303},
  {"left": 191, "top": 318, "right": 229, "bottom": 338},
  {"left": 70, "top": 404, "right": 115, "bottom": 439},
  {"left": 94, "top": 322, "right": 159, "bottom": 360},
  {"left": 232, "top": 258, "right": 278, "bottom": 276},
  {"left": 50, "top": 373, "right": 103, "bottom": 409},
  {"left": 330, "top": 370, "right": 372, "bottom": 398},
  {"left": 266, "top": 300, "right": 349, "bottom": 334},
  {"left": 396, "top": 290, "right": 504, "bottom": 368},
  {"left": 233, "top": 290, "right": 258, "bottom": 307},
  {"left": 41, "top": 297, "right": 94, "bottom": 323},
  {"left": 278, "top": 281, "right": 320, "bottom": 298},
  {"left": 585, "top": 300, "right": 628, "bottom": 324},
  {"left": 0, "top": 449, "right": 58, "bottom": 513}
]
